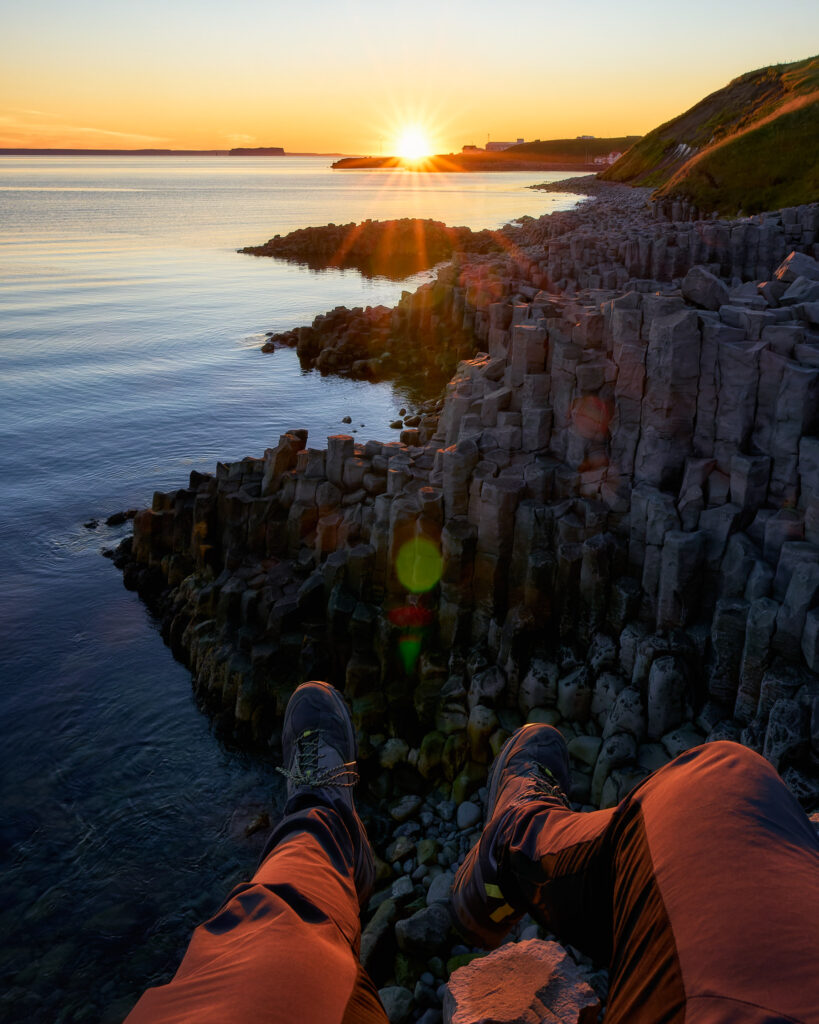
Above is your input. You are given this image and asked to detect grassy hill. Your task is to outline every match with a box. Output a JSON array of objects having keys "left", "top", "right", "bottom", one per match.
[
  {"left": 601, "top": 55, "right": 819, "bottom": 214},
  {"left": 507, "top": 136, "right": 641, "bottom": 159}
]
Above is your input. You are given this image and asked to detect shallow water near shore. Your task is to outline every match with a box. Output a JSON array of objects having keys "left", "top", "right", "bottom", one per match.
[{"left": 0, "top": 156, "right": 581, "bottom": 1021}]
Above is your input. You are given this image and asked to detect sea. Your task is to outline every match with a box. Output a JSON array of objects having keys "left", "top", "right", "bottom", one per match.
[{"left": 0, "top": 155, "right": 581, "bottom": 1022}]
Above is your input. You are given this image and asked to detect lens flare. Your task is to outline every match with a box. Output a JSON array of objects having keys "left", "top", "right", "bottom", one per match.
[{"left": 395, "top": 536, "right": 443, "bottom": 593}]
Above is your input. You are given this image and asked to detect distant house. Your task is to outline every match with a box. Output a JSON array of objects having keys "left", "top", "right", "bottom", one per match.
[
  {"left": 577, "top": 135, "right": 596, "bottom": 140},
  {"left": 462, "top": 144, "right": 483, "bottom": 152},
  {"left": 485, "top": 138, "right": 524, "bottom": 152}
]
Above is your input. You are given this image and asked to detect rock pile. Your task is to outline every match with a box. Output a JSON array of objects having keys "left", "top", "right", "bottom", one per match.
[
  {"left": 240, "top": 217, "right": 505, "bottom": 279},
  {"left": 115, "top": 184, "right": 819, "bottom": 1019}
]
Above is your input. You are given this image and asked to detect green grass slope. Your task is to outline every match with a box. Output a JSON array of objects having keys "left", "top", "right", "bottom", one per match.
[
  {"left": 601, "top": 55, "right": 819, "bottom": 213},
  {"left": 507, "top": 136, "right": 641, "bottom": 159}
]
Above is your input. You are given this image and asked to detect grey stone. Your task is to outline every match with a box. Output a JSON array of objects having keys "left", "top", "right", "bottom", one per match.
[
  {"left": 781, "top": 276, "right": 819, "bottom": 306},
  {"left": 456, "top": 801, "right": 482, "bottom": 831},
  {"left": 707, "top": 599, "right": 750, "bottom": 706},
  {"left": 426, "top": 871, "right": 454, "bottom": 906},
  {"left": 390, "top": 794, "right": 423, "bottom": 822},
  {"left": 379, "top": 986, "right": 414, "bottom": 1024},
  {"left": 656, "top": 530, "right": 704, "bottom": 628},
  {"left": 735, "top": 598, "right": 779, "bottom": 725},
  {"left": 803, "top": 608, "right": 819, "bottom": 672},
  {"left": 603, "top": 687, "right": 646, "bottom": 742},
  {"left": 361, "top": 898, "right": 397, "bottom": 973},
  {"left": 592, "top": 733, "right": 637, "bottom": 805},
  {"left": 518, "top": 659, "right": 559, "bottom": 715},
  {"left": 774, "top": 251, "right": 819, "bottom": 284},
  {"left": 395, "top": 903, "right": 452, "bottom": 957},
  {"left": 661, "top": 723, "right": 705, "bottom": 758},
  {"left": 774, "top": 562, "right": 819, "bottom": 654},
  {"left": 681, "top": 266, "right": 729, "bottom": 311},
  {"left": 557, "top": 667, "right": 593, "bottom": 723},
  {"left": 763, "top": 698, "right": 807, "bottom": 771},
  {"left": 392, "top": 876, "right": 415, "bottom": 901},
  {"left": 647, "top": 656, "right": 690, "bottom": 741}
]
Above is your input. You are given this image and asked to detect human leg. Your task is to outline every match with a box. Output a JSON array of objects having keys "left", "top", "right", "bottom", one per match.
[
  {"left": 452, "top": 727, "right": 819, "bottom": 1024},
  {"left": 126, "top": 682, "right": 387, "bottom": 1024}
]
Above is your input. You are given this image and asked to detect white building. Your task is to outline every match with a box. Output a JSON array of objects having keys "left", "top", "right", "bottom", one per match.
[{"left": 485, "top": 138, "right": 524, "bottom": 152}]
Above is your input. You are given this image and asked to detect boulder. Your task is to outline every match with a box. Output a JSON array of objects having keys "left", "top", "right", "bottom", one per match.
[
  {"left": 395, "top": 903, "right": 452, "bottom": 958},
  {"left": 379, "top": 986, "right": 414, "bottom": 1024},
  {"left": 681, "top": 266, "right": 729, "bottom": 311},
  {"left": 443, "top": 939, "right": 600, "bottom": 1024}
]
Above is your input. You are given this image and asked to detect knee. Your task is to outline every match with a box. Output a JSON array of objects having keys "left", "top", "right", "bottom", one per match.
[{"left": 676, "top": 739, "right": 775, "bottom": 785}]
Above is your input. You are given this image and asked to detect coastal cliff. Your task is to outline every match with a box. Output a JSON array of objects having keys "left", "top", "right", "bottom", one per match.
[
  {"left": 114, "top": 182, "right": 819, "bottom": 1014},
  {"left": 118, "top": 180, "right": 819, "bottom": 803}
]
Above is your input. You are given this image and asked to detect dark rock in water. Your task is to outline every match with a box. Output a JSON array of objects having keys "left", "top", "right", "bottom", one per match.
[
  {"left": 243, "top": 812, "right": 270, "bottom": 838},
  {"left": 83, "top": 519, "right": 99, "bottom": 529},
  {"left": 239, "top": 218, "right": 505, "bottom": 280},
  {"left": 105, "top": 509, "right": 138, "bottom": 526}
]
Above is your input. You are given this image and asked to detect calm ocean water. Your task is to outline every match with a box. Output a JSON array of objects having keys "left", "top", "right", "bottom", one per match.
[{"left": 0, "top": 156, "right": 580, "bottom": 1022}]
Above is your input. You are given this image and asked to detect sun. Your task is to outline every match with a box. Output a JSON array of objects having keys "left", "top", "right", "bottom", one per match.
[{"left": 394, "top": 126, "right": 433, "bottom": 161}]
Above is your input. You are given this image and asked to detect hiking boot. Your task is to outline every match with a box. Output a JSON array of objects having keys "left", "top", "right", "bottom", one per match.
[
  {"left": 450, "top": 723, "right": 571, "bottom": 948},
  {"left": 277, "top": 680, "right": 374, "bottom": 903}
]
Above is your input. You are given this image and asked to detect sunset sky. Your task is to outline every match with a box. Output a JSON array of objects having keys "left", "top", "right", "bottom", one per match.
[{"left": 1, "top": 0, "right": 817, "bottom": 154}]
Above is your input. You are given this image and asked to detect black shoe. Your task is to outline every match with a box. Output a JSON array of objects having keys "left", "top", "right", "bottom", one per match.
[
  {"left": 450, "top": 724, "right": 571, "bottom": 948},
  {"left": 277, "top": 680, "right": 375, "bottom": 904},
  {"left": 278, "top": 680, "right": 360, "bottom": 803}
]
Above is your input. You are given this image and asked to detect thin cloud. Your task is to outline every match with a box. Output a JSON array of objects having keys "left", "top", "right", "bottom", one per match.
[{"left": 0, "top": 110, "right": 169, "bottom": 144}]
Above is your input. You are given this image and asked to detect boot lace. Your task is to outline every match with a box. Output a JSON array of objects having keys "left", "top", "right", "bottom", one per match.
[
  {"left": 532, "top": 761, "right": 571, "bottom": 808},
  {"left": 277, "top": 728, "right": 360, "bottom": 789}
]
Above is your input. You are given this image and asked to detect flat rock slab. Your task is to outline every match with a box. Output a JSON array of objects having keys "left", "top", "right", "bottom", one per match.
[{"left": 443, "top": 939, "right": 600, "bottom": 1024}]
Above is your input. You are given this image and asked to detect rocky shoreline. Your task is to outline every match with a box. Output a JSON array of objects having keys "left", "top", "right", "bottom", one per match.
[{"left": 114, "top": 181, "right": 819, "bottom": 1022}]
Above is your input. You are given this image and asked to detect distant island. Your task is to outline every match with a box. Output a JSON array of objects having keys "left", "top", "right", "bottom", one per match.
[
  {"left": 228, "top": 147, "right": 284, "bottom": 156},
  {"left": 332, "top": 136, "right": 641, "bottom": 172}
]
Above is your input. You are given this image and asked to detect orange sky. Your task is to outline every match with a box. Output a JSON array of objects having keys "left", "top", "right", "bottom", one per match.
[{"left": 1, "top": 0, "right": 816, "bottom": 152}]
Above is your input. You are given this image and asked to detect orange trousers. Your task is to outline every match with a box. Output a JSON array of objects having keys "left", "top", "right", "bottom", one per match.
[
  {"left": 128, "top": 742, "right": 819, "bottom": 1023},
  {"left": 126, "top": 800, "right": 387, "bottom": 1024}
]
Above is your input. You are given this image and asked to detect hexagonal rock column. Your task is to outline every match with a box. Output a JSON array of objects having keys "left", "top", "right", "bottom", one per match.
[{"left": 443, "top": 939, "right": 600, "bottom": 1024}]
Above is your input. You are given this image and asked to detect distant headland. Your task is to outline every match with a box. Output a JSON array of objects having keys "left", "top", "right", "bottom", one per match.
[{"left": 332, "top": 136, "right": 641, "bottom": 173}]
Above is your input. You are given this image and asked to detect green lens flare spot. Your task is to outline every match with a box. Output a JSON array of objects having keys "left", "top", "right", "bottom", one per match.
[
  {"left": 398, "top": 636, "right": 422, "bottom": 674},
  {"left": 395, "top": 537, "right": 443, "bottom": 593}
]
